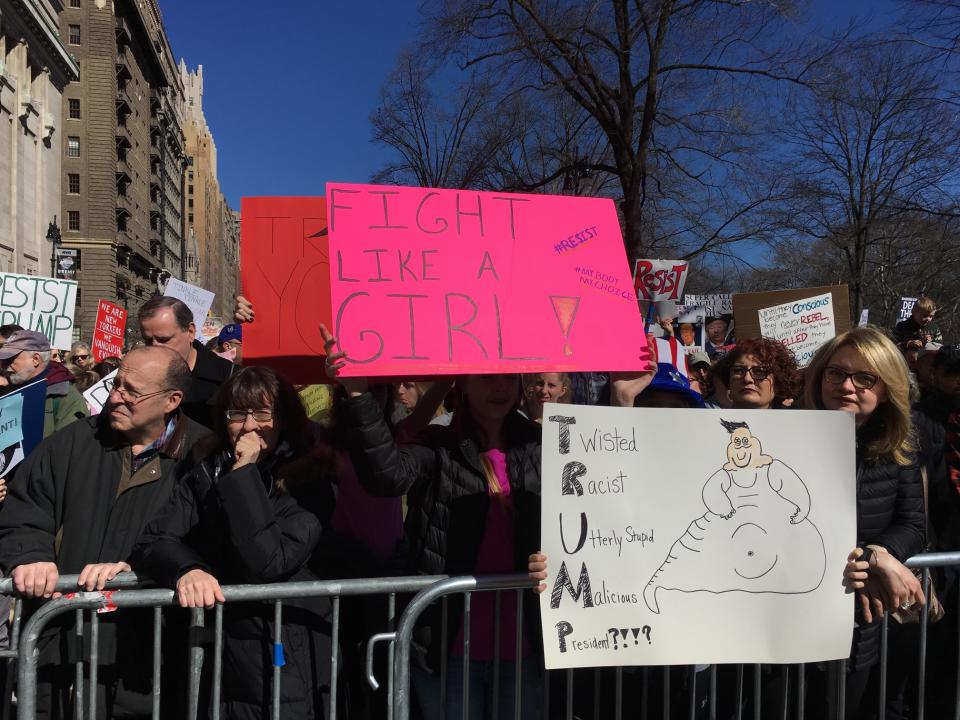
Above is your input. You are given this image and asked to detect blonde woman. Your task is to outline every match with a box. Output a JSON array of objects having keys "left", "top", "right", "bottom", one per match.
[{"left": 804, "top": 326, "right": 925, "bottom": 717}]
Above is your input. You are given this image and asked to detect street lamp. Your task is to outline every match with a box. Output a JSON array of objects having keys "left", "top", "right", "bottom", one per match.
[{"left": 45, "top": 216, "right": 62, "bottom": 278}]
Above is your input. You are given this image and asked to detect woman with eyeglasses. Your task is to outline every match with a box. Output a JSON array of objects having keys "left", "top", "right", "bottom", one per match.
[
  {"left": 722, "top": 338, "right": 802, "bottom": 409},
  {"left": 802, "top": 327, "right": 925, "bottom": 718},
  {"left": 132, "top": 366, "right": 338, "bottom": 719}
]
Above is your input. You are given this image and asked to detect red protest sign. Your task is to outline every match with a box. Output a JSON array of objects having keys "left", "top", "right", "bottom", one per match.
[
  {"left": 240, "top": 197, "right": 331, "bottom": 383},
  {"left": 327, "top": 182, "right": 649, "bottom": 376},
  {"left": 91, "top": 300, "right": 126, "bottom": 361}
]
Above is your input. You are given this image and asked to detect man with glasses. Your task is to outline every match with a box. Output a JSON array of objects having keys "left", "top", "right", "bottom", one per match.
[
  {"left": 138, "top": 295, "right": 235, "bottom": 428},
  {"left": 0, "top": 345, "right": 210, "bottom": 719},
  {"left": 0, "top": 330, "right": 87, "bottom": 438}
]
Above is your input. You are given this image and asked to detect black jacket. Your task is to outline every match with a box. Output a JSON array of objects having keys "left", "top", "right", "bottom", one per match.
[
  {"left": 0, "top": 412, "right": 209, "bottom": 682},
  {"left": 914, "top": 393, "right": 960, "bottom": 552},
  {"left": 132, "top": 450, "right": 336, "bottom": 720},
  {"left": 849, "top": 423, "right": 926, "bottom": 670},
  {"left": 183, "top": 340, "right": 235, "bottom": 428},
  {"left": 341, "top": 392, "right": 542, "bottom": 666}
]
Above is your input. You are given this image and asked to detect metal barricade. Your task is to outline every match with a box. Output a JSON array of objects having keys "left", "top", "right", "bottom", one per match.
[
  {"left": 384, "top": 553, "right": 960, "bottom": 720},
  {"left": 14, "top": 575, "right": 445, "bottom": 720},
  {"left": 0, "top": 573, "right": 149, "bottom": 720}
]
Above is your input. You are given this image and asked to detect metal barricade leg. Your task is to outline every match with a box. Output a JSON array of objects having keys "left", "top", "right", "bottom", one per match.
[
  {"left": 272, "top": 601, "right": 283, "bottom": 720},
  {"left": 187, "top": 608, "right": 204, "bottom": 720},
  {"left": 152, "top": 606, "right": 162, "bottom": 720},
  {"left": 329, "top": 596, "right": 340, "bottom": 720},
  {"left": 87, "top": 612, "right": 99, "bottom": 720},
  {"left": 917, "top": 570, "right": 930, "bottom": 720},
  {"left": 212, "top": 604, "right": 223, "bottom": 720},
  {"left": 73, "top": 609, "right": 84, "bottom": 720},
  {"left": 514, "top": 589, "right": 523, "bottom": 720}
]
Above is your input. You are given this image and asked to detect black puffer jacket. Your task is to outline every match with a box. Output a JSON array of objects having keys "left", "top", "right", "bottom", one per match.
[
  {"left": 341, "top": 392, "right": 542, "bottom": 666},
  {"left": 849, "top": 422, "right": 925, "bottom": 670},
  {"left": 914, "top": 394, "right": 960, "bottom": 552},
  {"left": 132, "top": 449, "right": 337, "bottom": 720}
]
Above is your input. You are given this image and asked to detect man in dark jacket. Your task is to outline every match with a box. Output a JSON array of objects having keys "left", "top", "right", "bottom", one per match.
[
  {"left": 0, "top": 345, "right": 210, "bottom": 719},
  {"left": 138, "top": 295, "right": 234, "bottom": 428},
  {"left": 0, "top": 329, "right": 88, "bottom": 437}
]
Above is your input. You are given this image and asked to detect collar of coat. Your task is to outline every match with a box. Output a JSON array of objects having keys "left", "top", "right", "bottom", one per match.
[{"left": 96, "top": 408, "right": 193, "bottom": 460}]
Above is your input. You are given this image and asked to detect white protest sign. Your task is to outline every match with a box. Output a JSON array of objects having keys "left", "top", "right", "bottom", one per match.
[
  {"left": 633, "top": 260, "right": 688, "bottom": 302},
  {"left": 897, "top": 297, "right": 917, "bottom": 323},
  {"left": 758, "top": 292, "right": 836, "bottom": 367},
  {"left": 83, "top": 369, "right": 117, "bottom": 416},
  {"left": 0, "top": 272, "right": 77, "bottom": 349},
  {"left": 858, "top": 309, "right": 869, "bottom": 327},
  {"left": 682, "top": 293, "right": 733, "bottom": 317},
  {"left": 164, "top": 278, "right": 215, "bottom": 329},
  {"left": 540, "top": 404, "right": 856, "bottom": 668}
]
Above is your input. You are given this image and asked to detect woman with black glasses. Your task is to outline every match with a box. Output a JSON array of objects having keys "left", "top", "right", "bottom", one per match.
[
  {"left": 804, "top": 326, "right": 925, "bottom": 718},
  {"left": 721, "top": 337, "right": 802, "bottom": 409},
  {"left": 132, "top": 366, "right": 338, "bottom": 720}
]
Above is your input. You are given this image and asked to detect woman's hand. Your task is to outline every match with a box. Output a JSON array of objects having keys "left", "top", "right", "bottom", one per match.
[
  {"left": 843, "top": 548, "right": 869, "bottom": 591},
  {"left": 176, "top": 569, "right": 225, "bottom": 609},
  {"left": 234, "top": 295, "right": 254, "bottom": 323},
  {"left": 320, "top": 324, "right": 368, "bottom": 396},
  {"left": 528, "top": 552, "right": 548, "bottom": 593},
  {"left": 609, "top": 335, "right": 657, "bottom": 407},
  {"left": 77, "top": 562, "right": 131, "bottom": 591},
  {"left": 869, "top": 549, "right": 925, "bottom": 613},
  {"left": 233, "top": 431, "right": 266, "bottom": 470}
]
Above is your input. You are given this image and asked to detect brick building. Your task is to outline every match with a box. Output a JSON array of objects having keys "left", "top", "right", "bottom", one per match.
[
  {"left": 181, "top": 61, "right": 237, "bottom": 321},
  {"left": 59, "top": 0, "right": 184, "bottom": 342}
]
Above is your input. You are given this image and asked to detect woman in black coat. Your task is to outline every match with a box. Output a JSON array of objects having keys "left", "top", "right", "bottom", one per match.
[
  {"left": 322, "top": 326, "right": 543, "bottom": 720},
  {"left": 805, "top": 327, "right": 926, "bottom": 717},
  {"left": 132, "top": 366, "right": 337, "bottom": 720}
]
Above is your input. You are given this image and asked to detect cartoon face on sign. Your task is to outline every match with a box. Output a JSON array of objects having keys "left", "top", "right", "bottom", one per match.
[{"left": 725, "top": 426, "right": 767, "bottom": 469}]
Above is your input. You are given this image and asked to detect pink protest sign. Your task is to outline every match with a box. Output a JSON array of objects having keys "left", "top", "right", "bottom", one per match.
[{"left": 326, "top": 182, "right": 649, "bottom": 376}]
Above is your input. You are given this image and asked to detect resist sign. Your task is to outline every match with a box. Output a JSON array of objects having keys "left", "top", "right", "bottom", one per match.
[
  {"left": 92, "top": 300, "right": 126, "bottom": 361},
  {"left": 327, "top": 183, "right": 649, "bottom": 375},
  {"left": 0, "top": 272, "right": 77, "bottom": 349}
]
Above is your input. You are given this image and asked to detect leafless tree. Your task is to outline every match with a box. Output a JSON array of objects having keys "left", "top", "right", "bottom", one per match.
[{"left": 771, "top": 43, "right": 960, "bottom": 316}]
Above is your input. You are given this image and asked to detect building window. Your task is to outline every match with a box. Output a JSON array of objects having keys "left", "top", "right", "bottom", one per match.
[
  {"left": 68, "top": 25, "right": 81, "bottom": 45},
  {"left": 188, "top": 213, "right": 193, "bottom": 224},
  {"left": 70, "top": 0, "right": 80, "bottom": 6},
  {"left": 188, "top": 170, "right": 193, "bottom": 181},
  {"left": 188, "top": 199, "right": 193, "bottom": 209},
  {"left": 68, "top": 99, "right": 80, "bottom": 119},
  {"left": 67, "top": 136, "right": 80, "bottom": 158},
  {"left": 187, "top": 156, "right": 194, "bottom": 166},
  {"left": 68, "top": 174, "right": 80, "bottom": 194},
  {"left": 76, "top": 288, "right": 82, "bottom": 307},
  {"left": 67, "top": 211, "right": 80, "bottom": 231},
  {"left": 188, "top": 184, "right": 193, "bottom": 195}
]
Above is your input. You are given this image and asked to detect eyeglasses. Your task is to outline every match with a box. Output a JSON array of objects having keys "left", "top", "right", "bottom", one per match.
[
  {"left": 73, "top": 354, "right": 89, "bottom": 361},
  {"left": 105, "top": 377, "right": 174, "bottom": 405},
  {"left": 225, "top": 409, "right": 274, "bottom": 424},
  {"left": 823, "top": 366, "right": 880, "bottom": 390},
  {"left": 730, "top": 365, "right": 772, "bottom": 382}
]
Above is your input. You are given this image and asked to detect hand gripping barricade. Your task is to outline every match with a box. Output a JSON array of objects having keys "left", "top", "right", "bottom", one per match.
[{"left": 4, "top": 552, "right": 960, "bottom": 720}]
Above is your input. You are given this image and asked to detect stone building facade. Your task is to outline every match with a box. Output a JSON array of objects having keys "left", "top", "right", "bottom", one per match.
[
  {"left": 181, "top": 61, "right": 237, "bottom": 321},
  {"left": 0, "top": 0, "right": 77, "bottom": 277},
  {"left": 59, "top": 0, "right": 184, "bottom": 342}
]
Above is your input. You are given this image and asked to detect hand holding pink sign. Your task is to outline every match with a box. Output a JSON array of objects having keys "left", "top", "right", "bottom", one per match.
[{"left": 326, "top": 183, "right": 649, "bottom": 375}]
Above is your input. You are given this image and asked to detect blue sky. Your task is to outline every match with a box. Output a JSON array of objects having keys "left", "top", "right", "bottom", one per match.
[
  {"left": 162, "top": 2, "right": 421, "bottom": 209},
  {"left": 162, "top": 1, "right": 903, "bottom": 211}
]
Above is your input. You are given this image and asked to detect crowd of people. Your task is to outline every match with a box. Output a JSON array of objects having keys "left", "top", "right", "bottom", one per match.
[{"left": 0, "top": 291, "right": 954, "bottom": 719}]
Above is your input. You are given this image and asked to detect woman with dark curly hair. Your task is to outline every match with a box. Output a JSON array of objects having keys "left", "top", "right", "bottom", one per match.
[{"left": 721, "top": 337, "right": 802, "bottom": 409}]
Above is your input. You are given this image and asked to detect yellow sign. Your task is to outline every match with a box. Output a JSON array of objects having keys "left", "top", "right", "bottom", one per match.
[{"left": 297, "top": 384, "right": 333, "bottom": 420}]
